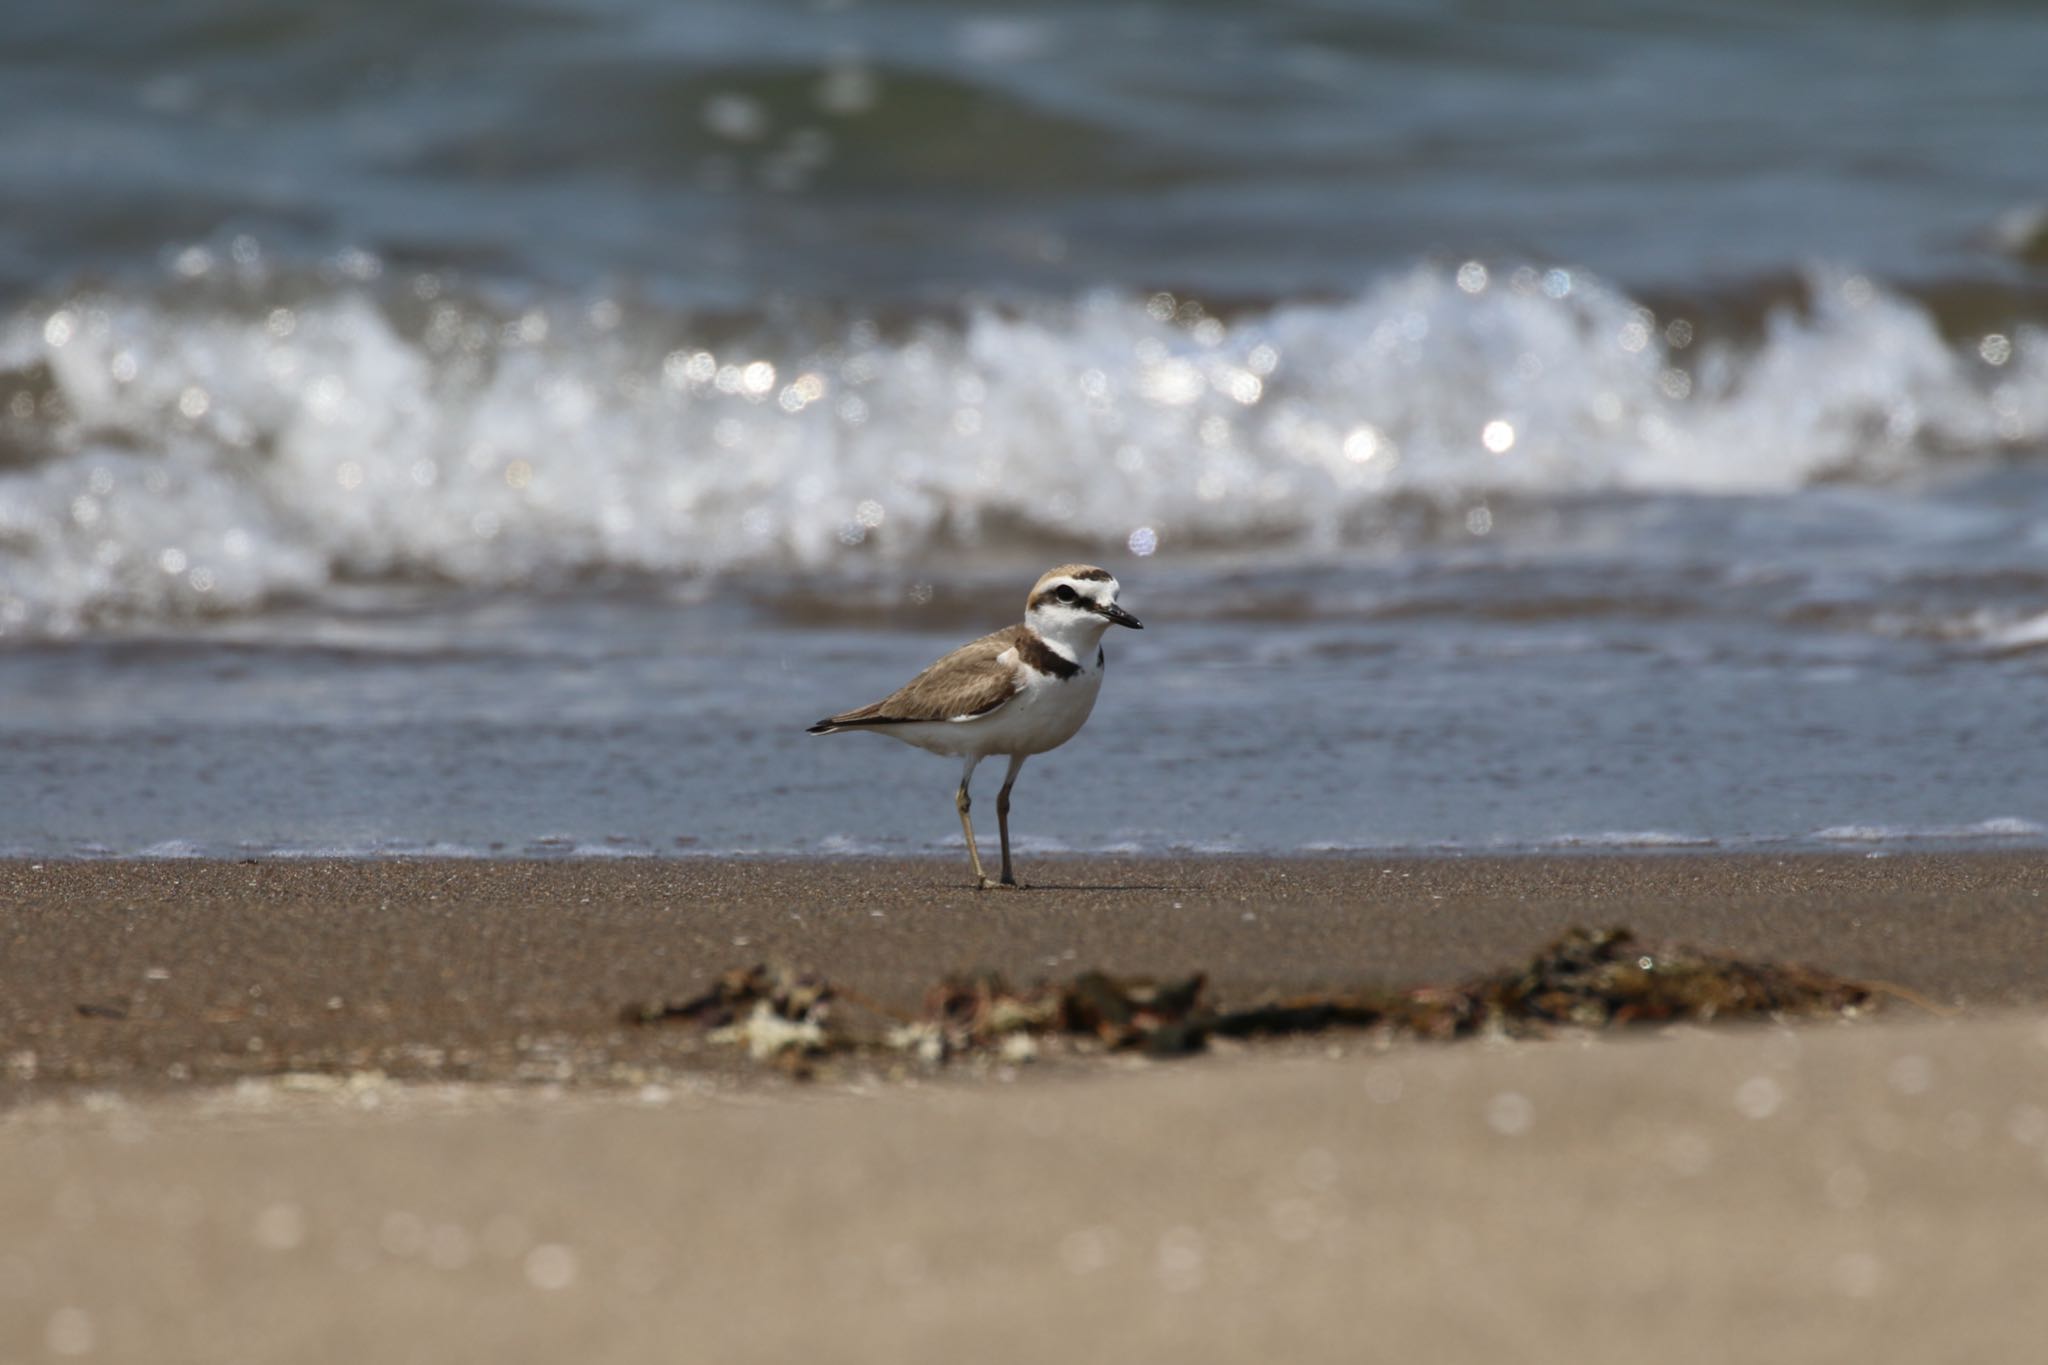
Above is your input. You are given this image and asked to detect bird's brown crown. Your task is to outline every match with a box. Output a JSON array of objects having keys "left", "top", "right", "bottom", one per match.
[{"left": 1025, "top": 563, "right": 1114, "bottom": 611}]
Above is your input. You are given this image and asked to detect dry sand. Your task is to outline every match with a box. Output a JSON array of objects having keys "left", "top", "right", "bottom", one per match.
[{"left": 5, "top": 853, "right": 2048, "bottom": 1362}]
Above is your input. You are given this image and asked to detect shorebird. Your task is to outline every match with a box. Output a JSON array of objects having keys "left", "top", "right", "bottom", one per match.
[{"left": 808, "top": 564, "right": 1143, "bottom": 888}]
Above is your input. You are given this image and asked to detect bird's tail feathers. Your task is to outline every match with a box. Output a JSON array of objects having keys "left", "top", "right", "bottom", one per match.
[{"left": 808, "top": 702, "right": 890, "bottom": 735}]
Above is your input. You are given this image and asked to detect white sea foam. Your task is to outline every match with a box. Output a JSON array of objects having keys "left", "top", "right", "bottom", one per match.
[
  {"left": 1303, "top": 831, "right": 1726, "bottom": 853},
  {"left": 27, "top": 816, "right": 2048, "bottom": 861},
  {"left": 563, "top": 843, "right": 657, "bottom": 859},
  {"left": 262, "top": 841, "right": 489, "bottom": 860},
  {"left": 135, "top": 839, "right": 208, "bottom": 858},
  {"left": 1977, "top": 611, "right": 2048, "bottom": 654},
  {"left": 811, "top": 833, "right": 899, "bottom": 856},
  {"left": 1539, "top": 830, "right": 1721, "bottom": 849},
  {"left": 3, "top": 266, "right": 2043, "bottom": 634},
  {"left": 1811, "top": 818, "right": 2047, "bottom": 843}
]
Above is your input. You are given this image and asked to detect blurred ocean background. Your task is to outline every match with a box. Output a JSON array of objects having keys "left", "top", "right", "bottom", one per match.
[{"left": 5, "top": 0, "right": 2048, "bottom": 858}]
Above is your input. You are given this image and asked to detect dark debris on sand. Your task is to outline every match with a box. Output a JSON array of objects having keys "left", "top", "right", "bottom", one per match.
[{"left": 624, "top": 926, "right": 1877, "bottom": 1075}]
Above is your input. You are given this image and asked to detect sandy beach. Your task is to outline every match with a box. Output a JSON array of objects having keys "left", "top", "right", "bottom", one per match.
[{"left": 5, "top": 852, "right": 2048, "bottom": 1362}]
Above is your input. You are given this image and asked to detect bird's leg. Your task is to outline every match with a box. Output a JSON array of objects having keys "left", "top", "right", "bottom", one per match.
[
  {"left": 996, "top": 753, "right": 1029, "bottom": 887},
  {"left": 956, "top": 755, "right": 992, "bottom": 890}
]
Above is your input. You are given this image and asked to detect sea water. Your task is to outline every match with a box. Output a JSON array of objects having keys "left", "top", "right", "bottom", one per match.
[{"left": 4, "top": 0, "right": 2047, "bottom": 857}]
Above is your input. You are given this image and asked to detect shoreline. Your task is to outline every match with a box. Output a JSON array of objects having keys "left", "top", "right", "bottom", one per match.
[{"left": 16, "top": 838, "right": 2048, "bottom": 862}]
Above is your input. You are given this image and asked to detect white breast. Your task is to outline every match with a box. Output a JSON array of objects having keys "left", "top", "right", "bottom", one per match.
[
  {"left": 983, "top": 647, "right": 1104, "bottom": 755},
  {"left": 882, "top": 649, "right": 1104, "bottom": 759}
]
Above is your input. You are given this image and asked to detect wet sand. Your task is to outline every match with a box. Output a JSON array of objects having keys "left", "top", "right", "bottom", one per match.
[
  {"left": 6, "top": 852, "right": 2048, "bottom": 1094},
  {"left": 5, "top": 853, "right": 2048, "bottom": 1362}
]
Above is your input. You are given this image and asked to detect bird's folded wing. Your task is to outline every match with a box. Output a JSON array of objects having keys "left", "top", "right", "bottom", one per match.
[{"left": 827, "top": 627, "right": 1024, "bottom": 725}]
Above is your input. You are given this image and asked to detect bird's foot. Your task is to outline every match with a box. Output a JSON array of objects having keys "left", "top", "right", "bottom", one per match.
[
  {"left": 973, "top": 875, "right": 997, "bottom": 891},
  {"left": 999, "top": 872, "right": 1028, "bottom": 889}
]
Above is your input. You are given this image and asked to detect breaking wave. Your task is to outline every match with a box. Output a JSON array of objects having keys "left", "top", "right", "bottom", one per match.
[{"left": 2, "top": 260, "right": 2043, "bottom": 634}]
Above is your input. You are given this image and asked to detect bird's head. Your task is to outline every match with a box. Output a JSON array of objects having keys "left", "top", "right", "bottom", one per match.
[{"left": 1024, "top": 563, "right": 1142, "bottom": 648}]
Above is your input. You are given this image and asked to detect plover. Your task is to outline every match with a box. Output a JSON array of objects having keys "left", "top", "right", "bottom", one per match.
[{"left": 808, "top": 564, "right": 1143, "bottom": 888}]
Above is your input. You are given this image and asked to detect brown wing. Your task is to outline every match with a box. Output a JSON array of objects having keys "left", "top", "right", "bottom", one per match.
[{"left": 809, "top": 627, "right": 1023, "bottom": 731}]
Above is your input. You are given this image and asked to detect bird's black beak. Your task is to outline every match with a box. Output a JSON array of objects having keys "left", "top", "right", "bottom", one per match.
[{"left": 1099, "top": 601, "right": 1143, "bottom": 629}]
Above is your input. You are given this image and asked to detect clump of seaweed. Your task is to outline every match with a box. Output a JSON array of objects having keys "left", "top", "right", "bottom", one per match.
[
  {"left": 1454, "top": 926, "right": 1874, "bottom": 1031},
  {"left": 622, "top": 965, "right": 844, "bottom": 1076},
  {"left": 624, "top": 926, "right": 1876, "bottom": 1074}
]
